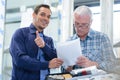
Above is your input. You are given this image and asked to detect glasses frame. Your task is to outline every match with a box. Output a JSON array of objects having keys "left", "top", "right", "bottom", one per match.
[{"left": 74, "top": 22, "right": 90, "bottom": 29}]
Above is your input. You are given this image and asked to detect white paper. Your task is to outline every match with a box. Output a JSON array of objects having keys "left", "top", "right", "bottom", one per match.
[
  {"left": 56, "top": 38, "right": 82, "bottom": 67},
  {"left": 50, "top": 67, "right": 62, "bottom": 74}
]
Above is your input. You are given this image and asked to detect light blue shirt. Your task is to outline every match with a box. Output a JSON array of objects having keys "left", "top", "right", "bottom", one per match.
[
  {"left": 37, "top": 33, "right": 48, "bottom": 80},
  {"left": 69, "top": 29, "right": 115, "bottom": 70}
]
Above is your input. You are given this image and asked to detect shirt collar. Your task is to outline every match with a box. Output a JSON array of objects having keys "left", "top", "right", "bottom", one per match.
[
  {"left": 87, "top": 28, "right": 95, "bottom": 39},
  {"left": 29, "top": 23, "right": 43, "bottom": 34},
  {"left": 80, "top": 29, "right": 94, "bottom": 40},
  {"left": 74, "top": 28, "right": 95, "bottom": 40}
]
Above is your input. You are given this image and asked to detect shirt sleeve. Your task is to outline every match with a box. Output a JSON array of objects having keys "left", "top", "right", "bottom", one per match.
[
  {"left": 98, "top": 34, "right": 116, "bottom": 71},
  {"left": 42, "top": 37, "right": 57, "bottom": 60}
]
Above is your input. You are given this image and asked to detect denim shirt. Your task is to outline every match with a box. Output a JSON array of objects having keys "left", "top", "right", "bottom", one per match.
[{"left": 9, "top": 23, "right": 57, "bottom": 80}]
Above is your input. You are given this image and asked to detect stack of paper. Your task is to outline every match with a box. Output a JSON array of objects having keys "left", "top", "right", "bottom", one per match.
[{"left": 56, "top": 38, "right": 82, "bottom": 67}]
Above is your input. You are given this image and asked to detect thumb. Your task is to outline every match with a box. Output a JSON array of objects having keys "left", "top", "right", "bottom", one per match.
[{"left": 36, "top": 31, "right": 39, "bottom": 38}]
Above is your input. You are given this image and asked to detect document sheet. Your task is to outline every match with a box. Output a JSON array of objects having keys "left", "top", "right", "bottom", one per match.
[{"left": 56, "top": 38, "right": 82, "bottom": 67}]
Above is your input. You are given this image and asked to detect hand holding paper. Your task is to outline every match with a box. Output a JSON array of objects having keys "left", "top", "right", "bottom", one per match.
[{"left": 56, "top": 38, "right": 82, "bottom": 67}]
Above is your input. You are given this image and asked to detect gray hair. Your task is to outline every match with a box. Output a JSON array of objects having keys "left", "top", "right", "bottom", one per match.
[{"left": 74, "top": 5, "right": 92, "bottom": 20}]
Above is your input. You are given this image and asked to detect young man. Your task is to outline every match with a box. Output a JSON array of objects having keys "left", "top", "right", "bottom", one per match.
[{"left": 9, "top": 4, "right": 63, "bottom": 80}]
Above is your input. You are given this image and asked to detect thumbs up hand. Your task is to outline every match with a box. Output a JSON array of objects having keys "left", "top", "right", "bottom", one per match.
[{"left": 34, "top": 31, "right": 45, "bottom": 48}]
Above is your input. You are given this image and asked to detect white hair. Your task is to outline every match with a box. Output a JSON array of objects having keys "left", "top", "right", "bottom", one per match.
[{"left": 74, "top": 5, "right": 92, "bottom": 20}]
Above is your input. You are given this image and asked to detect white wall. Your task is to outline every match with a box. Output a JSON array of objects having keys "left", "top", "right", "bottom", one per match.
[{"left": 0, "top": 0, "right": 5, "bottom": 76}]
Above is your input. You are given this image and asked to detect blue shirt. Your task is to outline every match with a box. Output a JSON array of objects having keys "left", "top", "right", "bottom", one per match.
[
  {"left": 9, "top": 23, "right": 57, "bottom": 80},
  {"left": 69, "top": 29, "right": 115, "bottom": 70}
]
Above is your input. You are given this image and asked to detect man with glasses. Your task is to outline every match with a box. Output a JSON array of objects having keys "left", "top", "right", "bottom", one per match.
[{"left": 68, "top": 5, "right": 116, "bottom": 72}]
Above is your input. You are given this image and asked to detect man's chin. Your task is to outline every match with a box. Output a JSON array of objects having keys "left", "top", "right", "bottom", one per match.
[{"left": 40, "top": 26, "right": 46, "bottom": 30}]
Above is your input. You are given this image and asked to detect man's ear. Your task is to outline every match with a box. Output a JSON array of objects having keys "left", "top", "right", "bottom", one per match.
[
  {"left": 90, "top": 19, "right": 93, "bottom": 25},
  {"left": 32, "top": 12, "right": 36, "bottom": 18}
]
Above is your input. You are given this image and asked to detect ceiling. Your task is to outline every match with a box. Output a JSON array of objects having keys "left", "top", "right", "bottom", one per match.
[
  {"left": 5, "top": 0, "right": 120, "bottom": 23},
  {"left": 74, "top": 0, "right": 100, "bottom": 7},
  {"left": 6, "top": 0, "right": 120, "bottom": 12},
  {"left": 6, "top": 0, "right": 58, "bottom": 9},
  {"left": 74, "top": 0, "right": 120, "bottom": 8}
]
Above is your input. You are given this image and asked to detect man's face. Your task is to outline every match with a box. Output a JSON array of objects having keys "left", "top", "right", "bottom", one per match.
[
  {"left": 74, "top": 13, "right": 91, "bottom": 39},
  {"left": 33, "top": 7, "right": 51, "bottom": 31}
]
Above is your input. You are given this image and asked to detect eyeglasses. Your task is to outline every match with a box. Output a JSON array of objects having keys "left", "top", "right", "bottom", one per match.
[{"left": 74, "top": 23, "right": 90, "bottom": 29}]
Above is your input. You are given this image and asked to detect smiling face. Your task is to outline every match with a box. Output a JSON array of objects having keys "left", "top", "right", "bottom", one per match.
[{"left": 32, "top": 7, "right": 51, "bottom": 32}]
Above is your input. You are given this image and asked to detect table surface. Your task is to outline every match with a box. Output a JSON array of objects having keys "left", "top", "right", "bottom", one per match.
[{"left": 67, "top": 70, "right": 120, "bottom": 80}]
